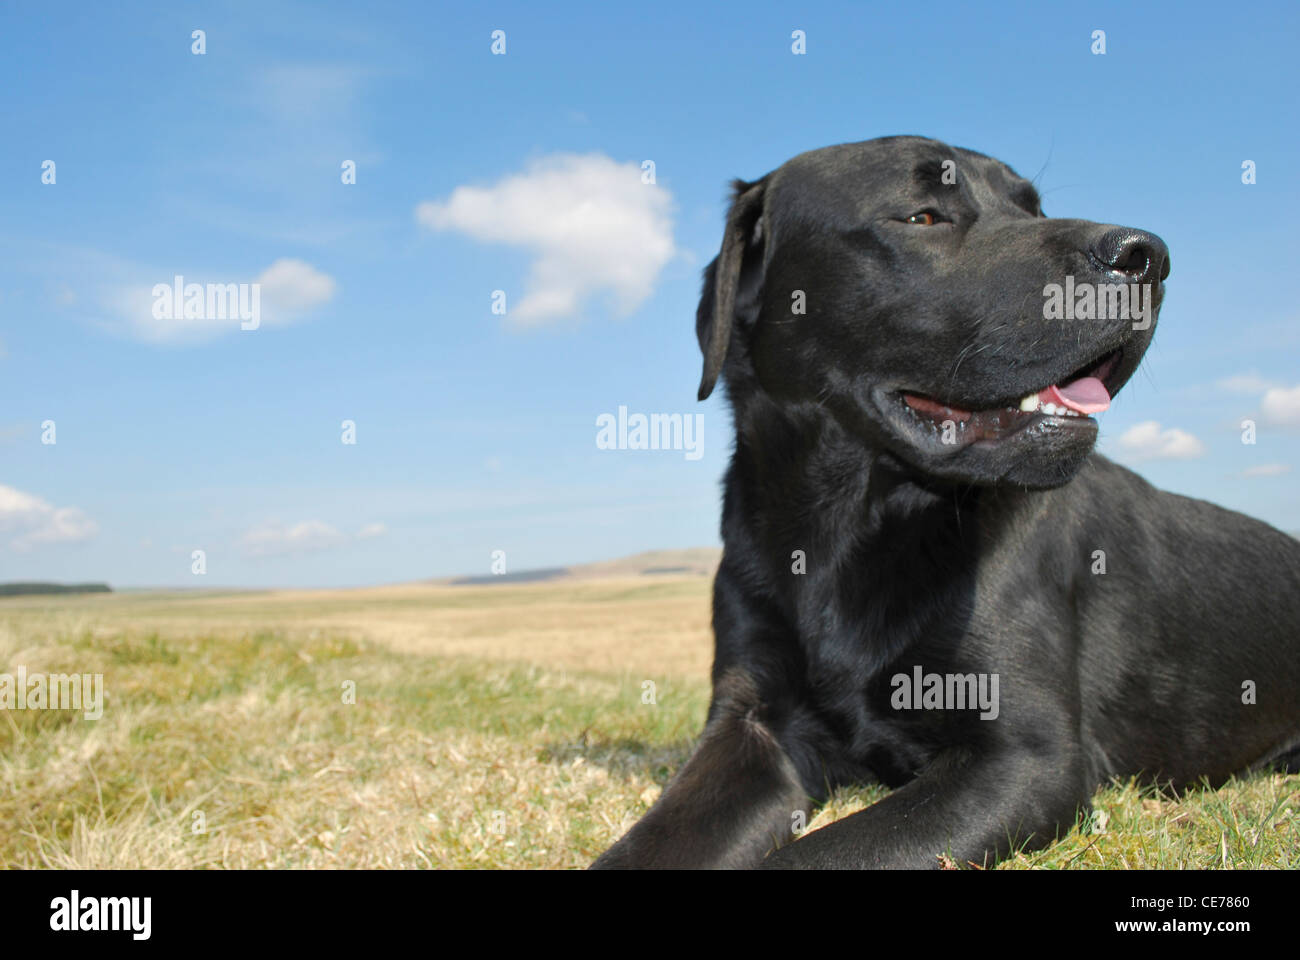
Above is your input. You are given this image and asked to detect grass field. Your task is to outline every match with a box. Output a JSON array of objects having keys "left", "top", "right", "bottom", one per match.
[{"left": 1, "top": 577, "right": 1295, "bottom": 869}]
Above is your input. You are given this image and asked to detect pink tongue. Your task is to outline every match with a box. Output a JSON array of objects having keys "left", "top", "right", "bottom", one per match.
[{"left": 1040, "top": 377, "right": 1110, "bottom": 414}]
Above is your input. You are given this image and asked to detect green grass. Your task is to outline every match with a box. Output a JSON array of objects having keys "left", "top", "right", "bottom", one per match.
[
  {"left": 0, "top": 622, "right": 708, "bottom": 868},
  {"left": 1, "top": 586, "right": 1295, "bottom": 868}
]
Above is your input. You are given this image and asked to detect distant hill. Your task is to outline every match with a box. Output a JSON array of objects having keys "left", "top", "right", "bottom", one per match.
[
  {"left": 0, "top": 582, "right": 112, "bottom": 597},
  {"left": 446, "top": 548, "right": 722, "bottom": 586}
]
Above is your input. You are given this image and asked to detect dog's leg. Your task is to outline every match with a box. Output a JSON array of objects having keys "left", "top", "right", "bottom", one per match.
[
  {"left": 760, "top": 746, "right": 1088, "bottom": 869},
  {"left": 590, "top": 669, "right": 808, "bottom": 869}
]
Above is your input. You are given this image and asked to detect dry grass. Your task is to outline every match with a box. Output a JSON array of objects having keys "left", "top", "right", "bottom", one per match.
[
  {"left": 0, "top": 577, "right": 715, "bottom": 678},
  {"left": 0, "top": 579, "right": 1295, "bottom": 868}
]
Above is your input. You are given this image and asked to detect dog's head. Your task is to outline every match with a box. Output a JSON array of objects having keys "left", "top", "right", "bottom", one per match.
[{"left": 696, "top": 135, "right": 1170, "bottom": 488}]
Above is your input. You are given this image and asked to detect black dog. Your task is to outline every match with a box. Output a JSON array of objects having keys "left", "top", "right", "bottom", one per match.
[{"left": 593, "top": 135, "right": 1300, "bottom": 869}]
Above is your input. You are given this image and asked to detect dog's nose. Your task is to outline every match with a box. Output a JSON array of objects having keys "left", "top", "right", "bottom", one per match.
[{"left": 1093, "top": 228, "right": 1170, "bottom": 284}]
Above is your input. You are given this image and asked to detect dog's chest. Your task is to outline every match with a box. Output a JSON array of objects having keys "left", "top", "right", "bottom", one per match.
[{"left": 787, "top": 579, "right": 987, "bottom": 786}]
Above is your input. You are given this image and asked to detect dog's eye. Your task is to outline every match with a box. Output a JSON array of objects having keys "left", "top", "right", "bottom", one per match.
[{"left": 906, "top": 210, "right": 942, "bottom": 226}]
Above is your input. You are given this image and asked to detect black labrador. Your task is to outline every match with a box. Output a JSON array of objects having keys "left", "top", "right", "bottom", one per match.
[{"left": 592, "top": 135, "right": 1300, "bottom": 869}]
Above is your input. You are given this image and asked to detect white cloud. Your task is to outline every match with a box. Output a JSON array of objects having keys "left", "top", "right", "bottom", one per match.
[
  {"left": 0, "top": 484, "right": 98, "bottom": 551},
  {"left": 1242, "top": 464, "right": 1292, "bottom": 477},
  {"left": 241, "top": 518, "right": 388, "bottom": 556},
  {"left": 255, "top": 64, "right": 369, "bottom": 124},
  {"left": 1217, "top": 372, "right": 1279, "bottom": 394},
  {"left": 416, "top": 153, "right": 676, "bottom": 325},
  {"left": 256, "top": 258, "right": 338, "bottom": 313},
  {"left": 1260, "top": 385, "right": 1300, "bottom": 427},
  {"left": 241, "top": 520, "right": 345, "bottom": 558},
  {"left": 1115, "top": 421, "right": 1206, "bottom": 460},
  {"left": 108, "top": 258, "right": 337, "bottom": 344}
]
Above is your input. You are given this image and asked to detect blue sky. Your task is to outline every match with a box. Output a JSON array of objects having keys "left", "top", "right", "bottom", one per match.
[{"left": 1, "top": 0, "right": 1298, "bottom": 588}]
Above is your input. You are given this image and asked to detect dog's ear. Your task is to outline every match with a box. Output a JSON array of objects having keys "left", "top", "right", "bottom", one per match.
[{"left": 696, "top": 177, "right": 767, "bottom": 401}]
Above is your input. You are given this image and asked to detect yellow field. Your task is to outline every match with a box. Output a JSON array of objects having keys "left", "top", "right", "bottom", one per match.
[{"left": 1, "top": 578, "right": 1294, "bottom": 868}]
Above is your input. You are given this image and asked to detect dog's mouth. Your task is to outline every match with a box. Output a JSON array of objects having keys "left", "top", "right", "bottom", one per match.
[{"left": 896, "top": 349, "right": 1123, "bottom": 446}]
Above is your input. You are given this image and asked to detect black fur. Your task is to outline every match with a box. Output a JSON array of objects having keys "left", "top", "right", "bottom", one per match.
[{"left": 592, "top": 136, "right": 1300, "bottom": 869}]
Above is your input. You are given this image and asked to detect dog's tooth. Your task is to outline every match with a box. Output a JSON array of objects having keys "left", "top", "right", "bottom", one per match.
[
  {"left": 1019, "top": 393, "right": 1039, "bottom": 412},
  {"left": 1043, "top": 402, "right": 1058, "bottom": 416}
]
